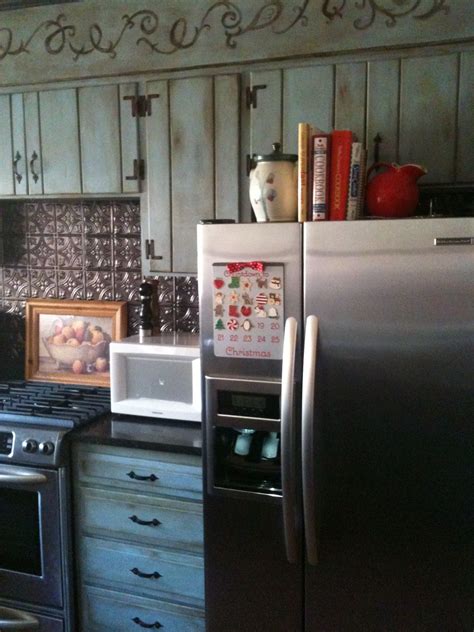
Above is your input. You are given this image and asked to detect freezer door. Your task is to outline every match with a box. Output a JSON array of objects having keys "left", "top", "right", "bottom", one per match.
[
  {"left": 197, "top": 222, "right": 302, "bottom": 381},
  {"left": 303, "top": 218, "right": 474, "bottom": 631}
]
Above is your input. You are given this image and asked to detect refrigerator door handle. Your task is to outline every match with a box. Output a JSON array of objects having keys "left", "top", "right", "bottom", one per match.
[
  {"left": 281, "top": 316, "right": 298, "bottom": 564},
  {"left": 302, "top": 315, "right": 319, "bottom": 565}
]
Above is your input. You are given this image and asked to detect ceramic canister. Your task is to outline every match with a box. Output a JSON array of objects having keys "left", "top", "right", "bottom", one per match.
[{"left": 249, "top": 142, "right": 298, "bottom": 222}]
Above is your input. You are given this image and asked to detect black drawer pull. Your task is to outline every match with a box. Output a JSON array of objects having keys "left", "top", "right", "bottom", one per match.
[
  {"left": 132, "top": 616, "right": 162, "bottom": 629},
  {"left": 129, "top": 515, "right": 162, "bottom": 527},
  {"left": 127, "top": 470, "right": 158, "bottom": 482},
  {"left": 130, "top": 567, "right": 162, "bottom": 579}
]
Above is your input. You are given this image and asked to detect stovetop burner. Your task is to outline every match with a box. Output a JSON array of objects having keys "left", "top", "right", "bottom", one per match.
[{"left": 0, "top": 380, "right": 110, "bottom": 429}]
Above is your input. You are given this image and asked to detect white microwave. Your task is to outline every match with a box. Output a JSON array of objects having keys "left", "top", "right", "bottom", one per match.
[{"left": 110, "top": 333, "right": 201, "bottom": 422}]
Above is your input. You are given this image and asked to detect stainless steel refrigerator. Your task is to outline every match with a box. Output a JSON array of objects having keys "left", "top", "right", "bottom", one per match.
[{"left": 197, "top": 218, "right": 473, "bottom": 632}]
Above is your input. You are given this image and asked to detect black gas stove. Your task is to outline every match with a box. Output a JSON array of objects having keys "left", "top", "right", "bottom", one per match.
[{"left": 0, "top": 380, "right": 110, "bottom": 467}]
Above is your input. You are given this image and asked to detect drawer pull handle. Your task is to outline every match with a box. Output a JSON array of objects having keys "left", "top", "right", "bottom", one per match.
[
  {"left": 129, "top": 514, "right": 162, "bottom": 527},
  {"left": 130, "top": 567, "right": 162, "bottom": 580},
  {"left": 132, "top": 616, "right": 162, "bottom": 629},
  {"left": 127, "top": 470, "right": 159, "bottom": 482}
]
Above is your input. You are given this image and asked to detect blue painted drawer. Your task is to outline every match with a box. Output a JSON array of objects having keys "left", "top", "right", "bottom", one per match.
[
  {"left": 74, "top": 444, "right": 202, "bottom": 501},
  {"left": 79, "top": 536, "right": 204, "bottom": 605},
  {"left": 81, "top": 585, "right": 205, "bottom": 632},
  {"left": 77, "top": 487, "right": 203, "bottom": 553}
]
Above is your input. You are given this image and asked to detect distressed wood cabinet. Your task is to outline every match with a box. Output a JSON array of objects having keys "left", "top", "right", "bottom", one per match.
[
  {"left": 142, "top": 73, "right": 240, "bottom": 275},
  {"left": 0, "top": 88, "right": 81, "bottom": 195},
  {"left": 73, "top": 443, "right": 204, "bottom": 632},
  {"left": 0, "top": 82, "right": 140, "bottom": 196},
  {"left": 79, "top": 83, "right": 141, "bottom": 194}
]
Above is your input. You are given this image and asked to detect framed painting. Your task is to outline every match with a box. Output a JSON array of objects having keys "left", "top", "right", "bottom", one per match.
[{"left": 25, "top": 298, "right": 127, "bottom": 387}]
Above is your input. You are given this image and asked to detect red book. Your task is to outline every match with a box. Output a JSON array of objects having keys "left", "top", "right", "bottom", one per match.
[{"left": 328, "top": 130, "right": 354, "bottom": 221}]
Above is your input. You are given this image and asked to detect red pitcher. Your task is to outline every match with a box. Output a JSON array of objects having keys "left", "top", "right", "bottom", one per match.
[{"left": 365, "top": 162, "right": 427, "bottom": 218}]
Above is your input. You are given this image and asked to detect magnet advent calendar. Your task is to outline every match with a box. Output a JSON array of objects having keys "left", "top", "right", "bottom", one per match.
[{"left": 212, "top": 262, "right": 285, "bottom": 359}]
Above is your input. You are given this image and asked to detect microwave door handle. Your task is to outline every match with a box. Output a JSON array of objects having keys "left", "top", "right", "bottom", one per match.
[
  {"left": 281, "top": 316, "right": 298, "bottom": 564},
  {"left": 0, "top": 467, "right": 47, "bottom": 486},
  {"left": 302, "top": 315, "right": 319, "bottom": 565},
  {"left": 0, "top": 606, "right": 39, "bottom": 630}
]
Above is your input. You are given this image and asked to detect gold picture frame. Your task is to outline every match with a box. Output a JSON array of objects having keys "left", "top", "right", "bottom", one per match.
[{"left": 25, "top": 299, "right": 127, "bottom": 387}]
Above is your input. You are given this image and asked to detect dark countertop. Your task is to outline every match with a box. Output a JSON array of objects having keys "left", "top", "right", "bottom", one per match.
[{"left": 70, "top": 413, "right": 203, "bottom": 456}]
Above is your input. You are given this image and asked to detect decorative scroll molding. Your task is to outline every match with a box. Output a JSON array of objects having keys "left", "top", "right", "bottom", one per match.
[
  {"left": 0, "top": 1, "right": 310, "bottom": 61},
  {"left": 0, "top": 0, "right": 451, "bottom": 63},
  {"left": 323, "top": 0, "right": 450, "bottom": 30}
]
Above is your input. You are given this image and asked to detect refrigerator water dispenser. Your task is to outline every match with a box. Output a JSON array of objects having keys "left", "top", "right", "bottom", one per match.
[{"left": 205, "top": 376, "right": 282, "bottom": 497}]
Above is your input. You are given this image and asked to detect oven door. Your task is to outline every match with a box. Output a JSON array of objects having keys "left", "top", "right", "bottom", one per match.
[
  {"left": 0, "top": 466, "right": 62, "bottom": 608},
  {"left": 0, "top": 605, "right": 63, "bottom": 631}
]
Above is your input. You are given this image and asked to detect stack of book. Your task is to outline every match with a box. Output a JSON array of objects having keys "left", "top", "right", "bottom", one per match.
[{"left": 297, "top": 123, "right": 367, "bottom": 222}]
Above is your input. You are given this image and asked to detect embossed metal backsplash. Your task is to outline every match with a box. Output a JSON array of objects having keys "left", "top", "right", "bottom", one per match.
[{"left": 0, "top": 199, "right": 199, "bottom": 379}]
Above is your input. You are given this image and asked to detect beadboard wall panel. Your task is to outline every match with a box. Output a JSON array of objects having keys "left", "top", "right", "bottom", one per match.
[
  {"left": 458, "top": 51, "right": 474, "bottom": 183},
  {"left": 399, "top": 54, "right": 458, "bottom": 183},
  {"left": 283, "top": 65, "right": 334, "bottom": 155}
]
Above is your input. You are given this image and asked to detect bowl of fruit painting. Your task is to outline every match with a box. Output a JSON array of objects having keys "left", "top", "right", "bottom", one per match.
[{"left": 25, "top": 299, "right": 127, "bottom": 387}]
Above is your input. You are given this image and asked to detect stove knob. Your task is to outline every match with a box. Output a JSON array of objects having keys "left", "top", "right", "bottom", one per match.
[
  {"left": 22, "top": 439, "right": 38, "bottom": 453},
  {"left": 39, "top": 441, "right": 55, "bottom": 456}
]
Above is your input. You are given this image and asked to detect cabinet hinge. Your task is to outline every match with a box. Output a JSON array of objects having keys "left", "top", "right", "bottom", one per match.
[
  {"left": 145, "top": 239, "right": 163, "bottom": 261},
  {"left": 126, "top": 159, "right": 146, "bottom": 181},
  {"left": 124, "top": 94, "right": 160, "bottom": 117},
  {"left": 246, "top": 84, "right": 267, "bottom": 109}
]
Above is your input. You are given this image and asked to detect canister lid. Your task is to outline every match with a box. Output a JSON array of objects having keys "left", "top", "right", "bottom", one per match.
[{"left": 254, "top": 142, "right": 297, "bottom": 163}]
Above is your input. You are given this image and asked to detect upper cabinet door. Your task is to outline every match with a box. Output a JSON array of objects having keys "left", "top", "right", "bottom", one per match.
[
  {"left": 11, "top": 93, "right": 28, "bottom": 196},
  {"left": 0, "top": 95, "right": 14, "bottom": 195},
  {"left": 144, "top": 73, "right": 240, "bottom": 274},
  {"left": 40, "top": 88, "right": 81, "bottom": 194},
  {"left": 79, "top": 84, "right": 121, "bottom": 194},
  {"left": 24, "top": 92, "right": 42, "bottom": 196},
  {"left": 170, "top": 76, "right": 214, "bottom": 273}
]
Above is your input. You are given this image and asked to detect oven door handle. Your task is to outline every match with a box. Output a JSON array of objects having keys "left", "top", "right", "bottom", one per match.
[
  {"left": 0, "top": 606, "right": 39, "bottom": 629},
  {"left": 0, "top": 467, "right": 47, "bottom": 486}
]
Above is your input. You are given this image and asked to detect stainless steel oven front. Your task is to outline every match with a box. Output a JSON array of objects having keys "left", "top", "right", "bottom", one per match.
[{"left": 0, "top": 464, "right": 64, "bottom": 609}]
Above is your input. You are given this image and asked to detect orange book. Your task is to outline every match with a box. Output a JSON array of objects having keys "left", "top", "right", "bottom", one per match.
[{"left": 328, "top": 130, "right": 354, "bottom": 221}]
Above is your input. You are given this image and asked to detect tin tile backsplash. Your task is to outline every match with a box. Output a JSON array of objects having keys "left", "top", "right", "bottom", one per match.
[{"left": 0, "top": 199, "right": 199, "bottom": 379}]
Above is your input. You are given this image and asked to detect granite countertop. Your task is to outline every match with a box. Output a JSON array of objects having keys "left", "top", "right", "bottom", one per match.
[{"left": 70, "top": 413, "right": 202, "bottom": 455}]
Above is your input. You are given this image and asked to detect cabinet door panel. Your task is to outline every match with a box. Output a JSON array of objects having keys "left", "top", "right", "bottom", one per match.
[
  {"left": 119, "top": 83, "right": 140, "bottom": 194},
  {"left": 24, "top": 92, "right": 43, "bottom": 195},
  {"left": 0, "top": 95, "right": 14, "bottom": 195},
  {"left": 145, "top": 79, "right": 171, "bottom": 273},
  {"left": 11, "top": 93, "right": 27, "bottom": 195},
  {"left": 215, "top": 74, "right": 240, "bottom": 222},
  {"left": 400, "top": 55, "right": 457, "bottom": 183},
  {"left": 40, "top": 88, "right": 81, "bottom": 194},
  {"left": 458, "top": 51, "right": 474, "bottom": 183},
  {"left": 79, "top": 85, "right": 121, "bottom": 193},
  {"left": 170, "top": 76, "right": 214, "bottom": 273},
  {"left": 283, "top": 64, "right": 334, "bottom": 153},
  {"left": 367, "top": 60, "right": 400, "bottom": 166},
  {"left": 334, "top": 62, "right": 366, "bottom": 141}
]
